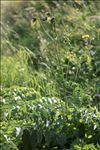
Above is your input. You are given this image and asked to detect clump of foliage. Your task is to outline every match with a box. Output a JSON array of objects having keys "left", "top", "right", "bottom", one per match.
[
  {"left": 1, "top": 0, "right": 100, "bottom": 149},
  {"left": 73, "top": 144, "right": 99, "bottom": 150},
  {"left": 1, "top": 87, "right": 100, "bottom": 149}
]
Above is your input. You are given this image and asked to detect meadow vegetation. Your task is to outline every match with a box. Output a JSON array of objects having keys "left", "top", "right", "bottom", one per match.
[{"left": 1, "top": 0, "right": 100, "bottom": 149}]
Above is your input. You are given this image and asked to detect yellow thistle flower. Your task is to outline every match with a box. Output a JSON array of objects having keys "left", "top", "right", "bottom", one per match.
[
  {"left": 82, "top": 34, "right": 90, "bottom": 39},
  {"left": 45, "top": 12, "right": 55, "bottom": 25},
  {"left": 47, "top": 16, "right": 52, "bottom": 23},
  {"left": 45, "top": 12, "right": 51, "bottom": 17},
  {"left": 31, "top": 17, "right": 40, "bottom": 29}
]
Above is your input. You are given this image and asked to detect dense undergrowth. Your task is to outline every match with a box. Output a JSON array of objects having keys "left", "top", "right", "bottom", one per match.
[{"left": 1, "top": 0, "right": 100, "bottom": 149}]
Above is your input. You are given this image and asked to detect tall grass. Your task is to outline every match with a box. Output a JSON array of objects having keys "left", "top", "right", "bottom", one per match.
[
  {"left": 1, "top": 0, "right": 100, "bottom": 100},
  {"left": 1, "top": 49, "right": 32, "bottom": 87}
]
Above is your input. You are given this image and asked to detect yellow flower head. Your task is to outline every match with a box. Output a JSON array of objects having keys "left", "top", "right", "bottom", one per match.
[
  {"left": 45, "top": 12, "right": 51, "bottom": 17},
  {"left": 82, "top": 34, "right": 90, "bottom": 39},
  {"left": 45, "top": 12, "right": 55, "bottom": 24},
  {"left": 47, "top": 16, "right": 52, "bottom": 23},
  {"left": 31, "top": 17, "right": 40, "bottom": 29},
  {"left": 31, "top": 17, "right": 37, "bottom": 26}
]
